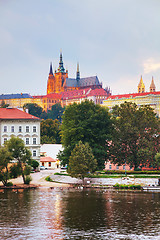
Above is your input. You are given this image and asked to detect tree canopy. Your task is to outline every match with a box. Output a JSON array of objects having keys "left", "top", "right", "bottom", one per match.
[
  {"left": 67, "top": 141, "right": 97, "bottom": 184},
  {"left": 0, "top": 100, "right": 9, "bottom": 108},
  {"left": 58, "top": 100, "right": 112, "bottom": 169},
  {"left": 23, "top": 103, "right": 47, "bottom": 119},
  {"left": 5, "top": 137, "right": 32, "bottom": 184},
  {"left": 41, "top": 119, "right": 61, "bottom": 144},
  {"left": 47, "top": 103, "right": 65, "bottom": 122},
  {"left": 0, "top": 146, "right": 12, "bottom": 186},
  {"left": 108, "top": 102, "right": 160, "bottom": 170}
]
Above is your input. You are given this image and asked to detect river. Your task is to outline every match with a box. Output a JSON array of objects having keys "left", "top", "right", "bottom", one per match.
[{"left": 0, "top": 188, "right": 160, "bottom": 240}]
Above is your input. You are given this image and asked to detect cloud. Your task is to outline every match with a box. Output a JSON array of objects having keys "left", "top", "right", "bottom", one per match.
[{"left": 143, "top": 58, "right": 160, "bottom": 74}]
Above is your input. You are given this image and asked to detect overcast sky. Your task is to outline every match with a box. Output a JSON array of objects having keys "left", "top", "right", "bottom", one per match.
[{"left": 0, "top": 0, "right": 160, "bottom": 96}]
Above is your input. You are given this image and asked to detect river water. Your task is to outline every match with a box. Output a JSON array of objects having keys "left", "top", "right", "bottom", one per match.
[{"left": 0, "top": 188, "right": 160, "bottom": 240}]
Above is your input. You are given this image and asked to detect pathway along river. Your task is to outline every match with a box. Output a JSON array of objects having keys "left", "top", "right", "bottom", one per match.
[{"left": 0, "top": 188, "right": 160, "bottom": 240}]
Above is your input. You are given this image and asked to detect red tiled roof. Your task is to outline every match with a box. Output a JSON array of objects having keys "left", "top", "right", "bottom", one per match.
[
  {"left": 0, "top": 108, "right": 40, "bottom": 120},
  {"left": 87, "top": 88, "right": 108, "bottom": 96},
  {"left": 106, "top": 91, "right": 160, "bottom": 100},
  {"left": 46, "top": 93, "right": 62, "bottom": 99},
  {"left": 61, "top": 88, "right": 91, "bottom": 100},
  {"left": 40, "top": 156, "right": 57, "bottom": 162},
  {"left": 61, "top": 88, "right": 108, "bottom": 100}
]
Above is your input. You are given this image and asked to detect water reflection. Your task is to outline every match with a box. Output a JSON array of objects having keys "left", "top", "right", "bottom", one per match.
[{"left": 0, "top": 189, "right": 160, "bottom": 240}]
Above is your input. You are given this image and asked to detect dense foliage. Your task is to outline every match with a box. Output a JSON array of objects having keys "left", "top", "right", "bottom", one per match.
[
  {"left": 47, "top": 103, "right": 65, "bottom": 122},
  {"left": 41, "top": 119, "right": 61, "bottom": 144},
  {"left": 67, "top": 141, "right": 97, "bottom": 183},
  {"left": 155, "top": 153, "right": 160, "bottom": 170},
  {"left": 58, "top": 100, "right": 112, "bottom": 169},
  {"left": 5, "top": 137, "right": 32, "bottom": 184},
  {"left": 0, "top": 147, "right": 12, "bottom": 186},
  {"left": 23, "top": 103, "right": 47, "bottom": 119},
  {"left": 108, "top": 102, "right": 160, "bottom": 170},
  {"left": 0, "top": 100, "right": 9, "bottom": 108}
]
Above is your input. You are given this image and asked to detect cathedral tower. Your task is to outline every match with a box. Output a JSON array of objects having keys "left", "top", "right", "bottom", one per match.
[
  {"left": 138, "top": 76, "right": 145, "bottom": 93},
  {"left": 150, "top": 76, "right": 156, "bottom": 92},
  {"left": 47, "top": 63, "right": 55, "bottom": 94},
  {"left": 76, "top": 62, "right": 80, "bottom": 86}
]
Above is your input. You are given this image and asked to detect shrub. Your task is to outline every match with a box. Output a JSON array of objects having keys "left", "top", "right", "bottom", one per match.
[
  {"left": 113, "top": 183, "right": 142, "bottom": 190},
  {"left": 9, "top": 164, "right": 21, "bottom": 178},
  {"left": 24, "top": 175, "right": 32, "bottom": 184},
  {"left": 24, "top": 165, "right": 32, "bottom": 176},
  {"left": 6, "top": 182, "right": 13, "bottom": 187},
  {"left": 45, "top": 176, "right": 53, "bottom": 182},
  {"left": 105, "top": 170, "right": 160, "bottom": 175}
]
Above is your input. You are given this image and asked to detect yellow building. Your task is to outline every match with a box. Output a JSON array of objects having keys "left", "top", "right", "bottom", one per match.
[
  {"left": 0, "top": 93, "right": 33, "bottom": 108},
  {"left": 102, "top": 77, "right": 160, "bottom": 116}
]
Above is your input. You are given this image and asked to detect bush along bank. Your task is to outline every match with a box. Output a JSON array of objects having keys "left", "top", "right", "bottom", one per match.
[
  {"left": 102, "top": 170, "right": 160, "bottom": 175},
  {"left": 113, "top": 183, "right": 142, "bottom": 190}
]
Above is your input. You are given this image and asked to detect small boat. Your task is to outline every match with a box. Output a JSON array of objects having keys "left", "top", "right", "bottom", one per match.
[{"left": 143, "top": 185, "right": 160, "bottom": 191}]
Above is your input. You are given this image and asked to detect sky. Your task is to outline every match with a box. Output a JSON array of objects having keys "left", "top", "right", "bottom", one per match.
[{"left": 0, "top": 0, "right": 160, "bottom": 96}]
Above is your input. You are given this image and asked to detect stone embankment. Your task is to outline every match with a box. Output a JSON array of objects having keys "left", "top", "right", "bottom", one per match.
[{"left": 0, "top": 169, "right": 159, "bottom": 188}]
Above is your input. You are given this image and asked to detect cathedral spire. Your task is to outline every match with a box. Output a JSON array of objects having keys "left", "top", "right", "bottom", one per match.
[
  {"left": 138, "top": 75, "right": 145, "bottom": 93},
  {"left": 57, "top": 51, "right": 65, "bottom": 73},
  {"left": 49, "top": 62, "right": 53, "bottom": 75},
  {"left": 150, "top": 76, "right": 156, "bottom": 92},
  {"left": 76, "top": 62, "right": 80, "bottom": 81}
]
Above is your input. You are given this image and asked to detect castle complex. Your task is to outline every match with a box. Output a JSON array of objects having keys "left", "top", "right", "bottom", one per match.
[
  {"left": 47, "top": 52, "right": 102, "bottom": 94},
  {"left": 0, "top": 52, "right": 110, "bottom": 111},
  {"left": 0, "top": 52, "right": 160, "bottom": 116}
]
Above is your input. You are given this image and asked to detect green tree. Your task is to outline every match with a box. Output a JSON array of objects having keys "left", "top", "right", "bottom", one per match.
[
  {"left": 23, "top": 103, "right": 47, "bottom": 119},
  {"left": 0, "top": 147, "right": 12, "bottom": 186},
  {"left": 41, "top": 119, "right": 61, "bottom": 144},
  {"left": 155, "top": 153, "right": 160, "bottom": 170},
  {"left": 58, "top": 100, "right": 112, "bottom": 169},
  {"left": 5, "top": 137, "right": 32, "bottom": 184},
  {"left": 108, "top": 102, "right": 160, "bottom": 170},
  {"left": 47, "top": 103, "right": 65, "bottom": 122},
  {"left": 0, "top": 100, "right": 9, "bottom": 108},
  {"left": 68, "top": 141, "right": 97, "bottom": 184},
  {"left": 31, "top": 159, "right": 39, "bottom": 171}
]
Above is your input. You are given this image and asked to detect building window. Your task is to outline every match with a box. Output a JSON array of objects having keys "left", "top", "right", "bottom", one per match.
[
  {"left": 123, "top": 165, "right": 126, "bottom": 170},
  {"left": 33, "top": 138, "right": 36, "bottom": 144},
  {"left": 49, "top": 162, "right": 51, "bottom": 167},
  {"left": 4, "top": 138, "right": 7, "bottom": 143},
  {"left": 11, "top": 126, "right": 14, "bottom": 132},
  {"left": 26, "top": 138, "right": 29, "bottom": 145},
  {"left": 26, "top": 126, "right": 29, "bottom": 132},
  {"left": 42, "top": 162, "right": 44, "bottom": 166},
  {"left": 4, "top": 126, "right": 7, "bottom": 132},
  {"left": 116, "top": 166, "right": 119, "bottom": 170},
  {"left": 33, "top": 150, "right": 36, "bottom": 157},
  {"left": 109, "top": 165, "right": 112, "bottom": 170},
  {"left": 33, "top": 126, "right": 36, "bottom": 132},
  {"left": 19, "top": 126, "right": 22, "bottom": 132}
]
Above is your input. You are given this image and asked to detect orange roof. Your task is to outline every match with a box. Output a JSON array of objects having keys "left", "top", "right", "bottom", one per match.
[
  {"left": 40, "top": 156, "right": 57, "bottom": 162},
  {"left": 0, "top": 108, "right": 40, "bottom": 120},
  {"left": 106, "top": 91, "right": 160, "bottom": 100}
]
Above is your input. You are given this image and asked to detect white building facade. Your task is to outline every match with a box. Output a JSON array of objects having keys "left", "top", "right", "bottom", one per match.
[{"left": 0, "top": 108, "right": 41, "bottom": 162}]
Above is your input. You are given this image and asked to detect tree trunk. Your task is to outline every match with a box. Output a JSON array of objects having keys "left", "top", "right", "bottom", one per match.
[
  {"left": 82, "top": 177, "right": 85, "bottom": 186},
  {"left": 19, "top": 161, "right": 26, "bottom": 184}
]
